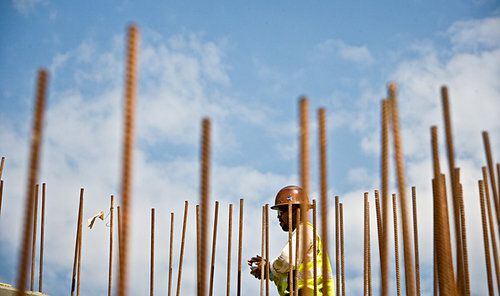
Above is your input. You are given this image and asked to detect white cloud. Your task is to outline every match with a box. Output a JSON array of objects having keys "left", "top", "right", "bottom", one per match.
[
  {"left": 316, "top": 39, "right": 374, "bottom": 65},
  {"left": 448, "top": 17, "right": 500, "bottom": 50}
]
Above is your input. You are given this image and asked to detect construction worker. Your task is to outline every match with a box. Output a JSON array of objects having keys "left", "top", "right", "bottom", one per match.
[{"left": 248, "top": 185, "right": 334, "bottom": 295}]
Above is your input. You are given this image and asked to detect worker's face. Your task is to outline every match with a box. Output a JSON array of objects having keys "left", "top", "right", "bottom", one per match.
[{"left": 277, "top": 207, "right": 298, "bottom": 232}]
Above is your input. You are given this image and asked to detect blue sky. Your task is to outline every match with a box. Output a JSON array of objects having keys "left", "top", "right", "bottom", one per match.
[{"left": 1, "top": 1, "right": 499, "bottom": 295}]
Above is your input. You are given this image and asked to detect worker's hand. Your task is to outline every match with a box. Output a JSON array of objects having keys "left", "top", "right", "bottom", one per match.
[{"left": 247, "top": 255, "right": 265, "bottom": 279}]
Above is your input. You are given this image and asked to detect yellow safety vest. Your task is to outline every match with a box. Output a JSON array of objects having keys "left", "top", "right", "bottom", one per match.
[{"left": 272, "top": 223, "right": 335, "bottom": 295}]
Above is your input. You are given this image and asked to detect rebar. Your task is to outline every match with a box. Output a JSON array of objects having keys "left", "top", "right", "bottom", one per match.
[
  {"left": 30, "top": 184, "right": 39, "bottom": 291},
  {"left": 108, "top": 195, "right": 114, "bottom": 296},
  {"left": 299, "top": 97, "right": 310, "bottom": 296},
  {"left": 199, "top": 118, "right": 211, "bottom": 296},
  {"left": 16, "top": 69, "right": 48, "bottom": 296},
  {"left": 392, "top": 194, "right": 401, "bottom": 296},
  {"left": 209, "top": 201, "right": 219, "bottom": 296},
  {"left": 261, "top": 205, "right": 266, "bottom": 296},
  {"left": 482, "top": 167, "right": 500, "bottom": 293},
  {"left": 483, "top": 131, "right": 499, "bottom": 232},
  {"left": 265, "top": 204, "right": 270, "bottom": 296},
  {"left": 364, "top": 192, "right": 370, "bottom": 296},
  {"left": 313, "top": 200, "right": 318, "bottom": 296},
  {"left": 0, "top": 156, "right": 5, "bottom": 180},
  {"left": 294, "top": 208, "right": 301, "bottom": 296},
  {"left": 0, "top": 180, "right": 3, "bottom": 217},
  {"left": 39, "top": 183, "right": 46, "bottom": 293},
  {"left": 335, "top": 196, "right": 340, "bottom": 295},
  {"left": 318, "top": 108, "right": 330, "bottom": 296},
  {"left": 117, "top": 206, "right": 121, "bottom": 264},
  {"left": 150, "top": 208, "right": 155, "bottom": 296},
  {"left": 196, "top": 204, "right": 200, "bottom": 295},
  {"left": 411, "top": 187, "right": 421, "bottom": 296},
  {"left": 388, "top": 83, "right": 416, "bottom": 296},
  {"left": 226, "top": 204, "right": 233, "bottom": 296},
  {"left": 76, "top": 190, "right": 84, "bottom": 296},
  {"left": 168, "top": 212, "right": 174, "bottom": 296},
  {"left": 479, "top": 180, "right": 494, "bottom": 296},
  {"left": 118, "top": 24, "right": 139, "bottom": 296},
  {"left": 237, "top": 199, "right": 244, "bottom": 296},
  {"left": 175, "top": 201, "right": 189, "bottom": 296},
  {"left": 380, "top": 99, "right": 390, "bottom": 296},
  {"left": 456, "top": 170, "right": 470, "bottom": 296},
  {"left": 340, "top": 203, "right": 345, "bottom": 296},
  {"left": 288, "top": 203, "right": 294, "bottom": 296},
  {"left": 374, "top": 190, "right": 383, "bottom": 275}
]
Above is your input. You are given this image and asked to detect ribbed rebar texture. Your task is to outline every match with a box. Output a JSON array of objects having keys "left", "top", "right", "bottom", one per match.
[
  {"left": 441, "top": 86, "right": 465, "bottom": 293},
  {"left": 340, "top": 203, "right": 345, "bottom": 296},
  {"left": 71, "top": 189, "right": 84, "bottom": 296},
  {"left": 288, "top": 203, "right": 294, "bottom": 296},
  {"left": 318, "top": 107, "right": 329, "bottom": 296},
  {"left": 374, "top": 190, "right": 383, "bottom": 279},
  {"left": 0, "top": 180, "right": 3, "bottom": 217},
  {"left": 456, "top": 170, "right": 470, "bottom": 296},
  {"left": 261, "top": 205, "right": 266, "bottom": 296},
  {"left": 335, "top": 196, "right": 340, "bottom": 294},
  {"left": 76, "top": 195, "right": 83, "bottom": 296},
  {"left": 312, "top": 200, "right": 318, "bottom": 296},
  {"left": 388, "top": 83, "right": 416, "bottom": 296},
  {"left": 411, "top": 187, "right": 421, "bottom": 296},
  {"left": 150, "top": 208, "right": 155, "bottom": 296},
  {"left": 168, "top": 212, "right": 174, "bottom": 296},
  {"left": 30, "top": 184, "right": 39, "bottom": 292},
  {"left": 39, "top": 183, "right": 46, "bottom": 293},
  {"left": 118, "top": 24, "right": 139, "bottom": 296},
  {"left": 196, "top": 204, "right": 200, "bottom": 294},
  {"left": 364, "top": 192, "right": 371, "bottom": 296},
  {"left": 117, "top": 206, "right": 121, "bottom": 265},
  {"left": 392, "top": 194, "right": 401, "bottom": 296},
  {"left": 16, "top": 69, "right": 48, "bottom": 296},
  {"left": 380, "top": 99, "right": 390, "bottom": 296},
  {"left": 209, "top": 201, "right": 219, "bottom": 296},
  {"left": 479, "top": 180, "right": 494, "bottom": 296},
  {"left": 482, "top": 167, "right": 500, "bottom": 293},
  {"left": 483, "top": 132, "right": 499, "bottom": 232},
  {"left": 299, "top": 97, "right": 310, "bottom": 296},
  {"left": 237, "top": 199, "right": 244, "bottom": 296},
  {"left": 226, "top": 204, "right": 233, "bottom": 296},
  {"left": 199, "top": 118, "right": 211, "bottom": 296},
  {"left": 176, "top": 201, "right": 189, "bottom": 296},
  {"left": 265, "top": 204, "right": 270, "bottom": 296},
  {"left": 108, "top": 195, "right": 114, "bottom": 296}
]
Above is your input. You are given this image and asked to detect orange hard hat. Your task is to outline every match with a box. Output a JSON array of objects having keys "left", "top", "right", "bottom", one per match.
[{"left": 271, "top": 185, "right": 311, "bottom": 210}]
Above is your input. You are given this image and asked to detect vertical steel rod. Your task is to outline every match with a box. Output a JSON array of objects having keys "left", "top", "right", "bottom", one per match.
[
  {"left": 30, "top": 184, "right": 39, "bottom": 291},
  {"left": 294, "top": 208, "right": 301, "bottom": 296},
  {"left": 335, "top": 196, "right": 340, "bottom": 295},
  {"left": 168, "top": 213, "right": 174, "bottom": 296},
  {"left": 340, "top": 203, "right": 345, "bottom": 296},
  {"left": 318, "top": 107, "right": 330, "bottom": 296},
  {"left": 288, "top": 203, "right": 294, "bottom": 296},
  {"left": 0, "top": 180, "right": 3, "bottom": 217},
  {"left": 76, "top": 190, "right": 84, "bottom": 296},
  {"left": 312, "top": 200, "right": 318, "bottom": 296},
  {"left": 0, "top": 157, "right": 5, "bottom": 180},
  {"left": 16, "top": 69, "right": 48, "bottom": 296},
  {"left": 299, "top": 97, "right": 310, "bottom": 296},
  {"left": 265, "top": 204, "right": 270, "bottom": 296},
  {"left": 480, "top": 180, "right": 494, "bottom": 296},
  {"left": 380, "top": 99, "right": 390, "bottom": 296},
  {"left": 456, "top": 171, "right": 470, "bottom": 296},
  {"left": 196, "top": 204, "right": 200, "bottom": 294},
  {"left": 175, "top": 201, "right": 189, "bottom": 296},
  {"left": 483, "top": 131, "right": 499, "bottom": 231},
  {"left": 237, "top": 199, "right": 244, "bottom": 296},
  {"left": 374, "top": 190, "right": 383, "bottom": 276},
  {"left": 226, "top": 204, "right": 233, "bottom": 296},
  {"left": 364, "top": 192, "right": 368, "bottom": 296},
  {"left": 118, "top": 24, "right": 139, "bottom": 296},
  {"left": 388, "top": 83, "right": 416, "bottom": 296},
  {"left": 261, "top": 205, "right": 266, "bottom": 296},
  {"left": 392, "top": 194, "right": 401, "bottom": 296},
  {"left": 39, "top": 183, "right": 46, "bottom": 292},
  {"left": 199, "top": 118, "right": 211, "bottom": 296},
  {"left": 482, "top": 167, "right": 500, "bottom": 292},
  {"left": 108, "top": 195, "right": 114, "bottom": 296},
  {"left": 411, "top": 187, "right": 421, "bottom": 296},
  {"left": 150, "top": 208, "right": 155, "bottom": 296},
  {"left": 209, "top": 201, "right": 219, "bottom": 296},
  {"left": 117, "top": 205, "right": 121, "bottom": 266}
]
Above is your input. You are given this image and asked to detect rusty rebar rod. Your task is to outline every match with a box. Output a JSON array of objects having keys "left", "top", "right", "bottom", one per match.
[
  {"left": 374, "top": 190, "right": 383, "bottom": 275},
  {"left": 265, "top": 204, "right": 270, "bottom": 296},
  {"left": 288, "top": 203, "right": 294, "bottom": 296},
  {"left": 480, "top": 180, "right": 495, "bottom": 296},
  {"left": 364, "top": 192, "right": 369, "bottom": 296},
  {"left": 261, "top": 205, "right": 266, "bottom": 296},
  {"left": 117, "top": 206, "right": 121, "bottom": 265},
  {"left": 237, "top": 199, "right": 244, "bottom": 296},
  {"left": 340, "top": 203, "right": 345, "bottom": 296},
  {"left": 226, "top": 204, "right": 233, "bottom": 296},
  {"left": 199, "top": 118, "right": 211, "bottom": 296},
  {"left": 0, "top": 180, "right": 3, "bottom": 217},
  {"left": 431, "top": 126, "right": 457, "bottom": 295},
  {"left": 16, "top": 69, "right": 48, "bottom": 296},
  {"left": 441, "top": 86, "right": 465, "bottom": 293},
  {"left": 380, "top": 98, "right": 390, "bottom": 296},
  {"left": 294, "top": 208, "right": 301, "bottom": 295},
  {"left": 456, "top": 170, "right": 470, "bottom": 296},
  {"left": 318, "top": 107, "right": 330, "bottom": 295},
  {"left": 482, "top": 167, "right": 500, "bottom": 293},
  {"left": 312, "top": 200, "right": 318, "bottom": 296},
  {"left": 168, "top": 212, "right": 174, "bottom": 296},
  {"left": 388, "top": 83, "right": 416, "bottom": 296},
  {"left": 76, "top": 199, "right": 83, "bottom": 296},
  {"left": 150, "top": 208, "right": 155, "bottom": 296},
  {"left": 108, "top": 195, "right": 114, "bottom": 296},
  {"left": 175, "top": 201, "right": 189, "bottom": 296},
  {"left": 299, "top": 97, "right": 310, "bottom": 296},
  {"left": 39, "top": 183, "right": 46, "bottom": 292},
  {"left": 411, "top": 187, "right": 421, "bottom": 296},
  {"left": 196, "top": 204, "right": 200, "bottom": 294},
  {"left": 71, "top": 189, "right": 84, "bottom": 296},
  {"left": 483, "top": 131, "right": 499, "bottom": 232},
  {"left": 209, "top": 201, "right": 219, "bottom": 296},
  {"left": 118, "top": 24, "right": 139, "bottom": 296},
  {"left": 30, "top": 184, "right": 39, "bottom": 292},
  {"left": 335, "top": 196, "right": 340, "bottom": 294},
  {"left": 392, "top": 194, "right": 401, "bottom": 296},
  {"left": 0, "top": 156, "right": 5, "bottom": 180}
]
